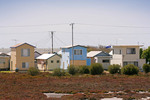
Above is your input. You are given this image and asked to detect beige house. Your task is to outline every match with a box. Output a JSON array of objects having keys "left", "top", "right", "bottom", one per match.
[
  {"left": 110, "top": 45, "right": 145, "bottom": 68},
  {"left": 0, "top": 52, "right": 10, "bottom": 70},
  {"left": 87, "top": 51, "right": 112, "bottom": 69},
  {"left": 36, "top": 53, "right": 61, "bottom": 71},
  {"left": 10, "top": 43, "right": 35, "bottom": 71}
]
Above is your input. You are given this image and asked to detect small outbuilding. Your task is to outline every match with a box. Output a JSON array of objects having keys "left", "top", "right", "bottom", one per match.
[
  {"left": 0, "top": 52, "right": 10, "bottom": 70},
  {"left": 36, "top": 53, "right": 61, "bottom": 71},
  {"left": 87, "top": 51, "right": 112, "bottom": 70}
]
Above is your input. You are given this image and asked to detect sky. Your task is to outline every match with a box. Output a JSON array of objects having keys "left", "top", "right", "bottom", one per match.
[{"left": 0, "top": 0, "right": 150, "bottom": 48}]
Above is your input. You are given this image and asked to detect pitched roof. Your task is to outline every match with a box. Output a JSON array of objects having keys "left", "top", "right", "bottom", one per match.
[
  {"left": 61, "top": 45, "right": 87, "bottom": 49},
  {"left": 10, "top": 43, "right": 36, "bottom": 48},
  {"left": 34, "top": 51, "right": 41, "bottom": 55},
  {"left": 0, "top": 52, "right": 10, "bottom": 57},
  {"left": 36, "top": 54, "right": 55, "bottom": 60},
  {"left": 87, "top": 51, "right": 102, "bottom": 57},
  {"left": 87, "top": 51, "right": 111, "bottom": 57},
  {"left": 7, "top": 52, "right": 11, "bottom": 56}
]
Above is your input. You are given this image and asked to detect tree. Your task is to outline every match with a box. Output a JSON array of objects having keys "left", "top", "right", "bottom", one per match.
[
  {"left": 141, "top": 46, "right": 150, "bottom": 64},
  {"left": 143, "top": 64, "right": 150, "bottom": 73},
  {"left": 140, "top": 48, "right": 143, "bottom": 59}
]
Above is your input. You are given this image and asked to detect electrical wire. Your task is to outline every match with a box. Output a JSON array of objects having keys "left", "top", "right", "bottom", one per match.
[
  {"left": 76, "top": 23, "right": 150, "bottom": 28},
  {"left": 0, "top": 23, "right": 69, "bottom": 28}
]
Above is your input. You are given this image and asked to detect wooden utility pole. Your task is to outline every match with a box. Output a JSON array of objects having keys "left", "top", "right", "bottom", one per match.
[
  {"left": 70, "top": 23, "right": 74, "bottom": 65},
  {"left": 49, "top": 31, "right": 55, "bottom": 53}
]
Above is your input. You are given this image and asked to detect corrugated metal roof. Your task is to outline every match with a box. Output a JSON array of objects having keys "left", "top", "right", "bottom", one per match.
[
  {"left": 36, "top": 54, "right": 55, "bottom": 60},
  {"left": 61, "top": 45, "right": 87, "bottom": 49},
  {"left": 87, "top": 51, "right": 102, "bottom": 57}
]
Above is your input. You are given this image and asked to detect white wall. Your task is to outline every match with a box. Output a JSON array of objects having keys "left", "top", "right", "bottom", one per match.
[
  {"left": 111, "top": 54, "right": 123, "bottom": 67},
  {"left": 60, "top": 52, "right": 69, "bottom": 69},
  {"left": 138, "top": 59, "right": 146, "bottom": 68}
]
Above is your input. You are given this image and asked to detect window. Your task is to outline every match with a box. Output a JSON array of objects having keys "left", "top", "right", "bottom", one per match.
[
  {"left": 114, "top": 49, "right": 122, "bottom": 54},
  {"left": 51, "top": 60, "right": 53, "bottom": 63},
  {"left": 127, "top": 48, "right": 136, "bottom": 54},
  {"left": 102, "top": 60, "right": 110, "bottom": 63},
  {"left": 22, "top": 62, "right": 29, "bottom": 68},
  {"left": 21, "top": 49, "right": 30, "bottom": 57},
  {"left": 123, "top": 62, "right": 128, "bottom": 66},
  {"left": 57, "top": 60, "right": 59, "bottom": 63},
  {"left": 74, "top": 49, "right": 82, "bottom": 55},
  {"left": 123, "top": 61, "right": 138, "bottom": 67},
  {"left": 134, "top": 62, "right": 138, "bottom": 67},
  {"left": 119, "top": 50, "right": 122, "bottom": 54},
  {"left": 0, "top": 58, "right": 5, "bottom": 64}
]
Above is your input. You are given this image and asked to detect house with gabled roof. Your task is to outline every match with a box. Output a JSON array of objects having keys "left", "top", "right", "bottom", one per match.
[
  {"left": 60, "top": 45, "right": 88, "bottom": 69},
  {"left": 10, "top": 43, "right": 35, "bottom": 71},
  {"left": 87, "top": 51, "right": 112, "bottom": 69},
  {"left": 0, "top": 52, "right": 10, "bottom": 70},
  {"left": 36, "top": 53, "right": 61, "bottom": 71}
]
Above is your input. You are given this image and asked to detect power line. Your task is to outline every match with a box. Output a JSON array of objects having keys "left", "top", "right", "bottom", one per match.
[
  {"left": 76, "top": 23, "right": 150, "bottom": 28},
  {"left": 1, "top": 23, "right": 150, "bottom": 28},
  {"left": 0, "top": 23, "right": 69, "bottom": 28},
  {"left": 54, "top": 34, "right": 68, "bottom": 46}
]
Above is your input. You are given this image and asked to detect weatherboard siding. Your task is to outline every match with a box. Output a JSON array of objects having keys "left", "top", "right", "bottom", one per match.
[
  {"left": 61, "top": 45, "right": 88, "bottom": 69},
  {"left": 0, "top": 57, "right": 10, "bottom": 69},
  {"left": 47, "top": 55, "right": 61, "bottom": 70},
  {"left": 10, "top": 43, "right": 35, "bottom": 71}
]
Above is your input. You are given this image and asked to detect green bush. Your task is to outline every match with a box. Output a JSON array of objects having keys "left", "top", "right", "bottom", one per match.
[
  {"left": 90, "top": 63, "right": 104, "bottom": 75},
  {"left": 67, "top": 65, "right": 78, "bottom": 75},
  {"left": 121, "top": 64, "right": 139, "bottom": 75},
  {"left": 79, "top": 65, "right": 90, "bottom": 74},
  {"left": 27, "top": 67, "right": 40, "bottom": 76},
  {"left": 108, "top": 64, "right": 121, "bottom": 74},
  {"left": 143, "top": 64, "right": 150, "bottom": 73},
  {"left": 53, "top": 68, "right": 66, "bottom": 76}
]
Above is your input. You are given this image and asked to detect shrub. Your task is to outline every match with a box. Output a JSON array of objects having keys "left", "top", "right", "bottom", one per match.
[
  {"left": 121, "top": 64, "right": 139, "bottom": 75},
  {"left": 108, "top": 64, "right": 121, "bottom": 74},
  {"left": 143, "top": 64, "right": 150, "bottom": 73},
  {"left": 90, "top": 63, "right": 104, "bottom": 75},
  {"left": 68, "top": 65, "right": 78, "bottom": 75},
  {"left": 79, "top": 65, "right": 90, "bottom": 74},
  {"left": 53, "top": 68, "right": 66, "bottom": 76},
  {"left": 27, "top": 67, "right": 40, "bottom": 76}
]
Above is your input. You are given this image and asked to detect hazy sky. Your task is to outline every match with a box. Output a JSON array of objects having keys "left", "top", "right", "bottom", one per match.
[{"left": 0, "top": 0, "right": 150, "bottom": 48}]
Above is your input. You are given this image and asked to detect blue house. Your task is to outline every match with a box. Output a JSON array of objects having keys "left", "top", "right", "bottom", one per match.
[{"left": 60, "top": 45, "right": 88, "bottom": 69}]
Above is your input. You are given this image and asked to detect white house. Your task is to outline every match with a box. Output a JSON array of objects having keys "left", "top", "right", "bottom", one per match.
[{"left": 110, "top": 45, "right": 145, "bottom": 69}]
